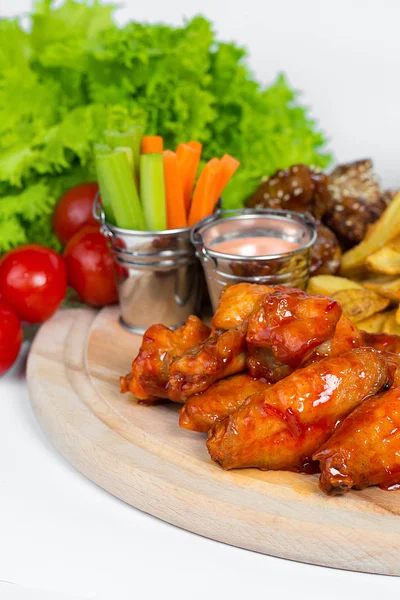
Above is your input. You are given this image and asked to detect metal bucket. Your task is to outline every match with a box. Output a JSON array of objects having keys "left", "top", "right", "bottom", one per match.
[
  {"left": 94, "top": 196, "right": 200, "bottom": 334},
  {"left": 191, "top": 208, "right": 317, "bottom": 311}
]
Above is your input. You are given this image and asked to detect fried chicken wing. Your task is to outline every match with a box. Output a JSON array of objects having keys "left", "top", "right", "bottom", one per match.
[
  {"left": 211, "top": 282, "right": 273, "bottom": 331},
  {"left": 246, "top": 289, "right": 342, "bottom": 381},
  {"left": 314, "top": 386, "right": 400, "bottom": 495},
  {"left": 362, "top": 331, "right": 400, "bottom": 355},
  {"left": 168, "top": 328, "right": 246, "bottom": 402},
  {"left": 207, "top": 348, "right": 392, "bottom": 471},
  {"left": 307, "top": 314, "right": 363, "bottom": 363},
  {"left": 179, "top": 373, "right": 271, "bottom": 433},
  {"left": 120, "top": 316, "right": 210, "bottom": 402}
]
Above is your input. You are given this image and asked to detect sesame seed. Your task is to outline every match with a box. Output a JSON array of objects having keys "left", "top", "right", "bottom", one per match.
[
  {"left": 278, "top": 171, "right": 285, "bottom": 178},
  {"left": 284, "top": 194, "right": 290, "bottom": 201},
  {"left": 261, "top": 176, "right": 269, "bottom": 183},
  {"left": 292, "top": 166, "right": 298, "bottom": 173},
  {"left": 263, "top": 192, "right": 270, "bottom": 200},
  {"left": 269, "top": 178, "right": 277, "bottom": 186},
  {"left": 345, "top": 219, "right": 353, "bottom": 226},
  {"left": 335, "top": 205, "right": 345, "bottom": 212},
  {"left": 277, "top": 190, "right": 284, "bottom": 198},
  {"left": 293, "top": 187, "right": 303, "bottom": 196},
  {"left": 291, "top": 180, "right": 298, "bottom": 187}
]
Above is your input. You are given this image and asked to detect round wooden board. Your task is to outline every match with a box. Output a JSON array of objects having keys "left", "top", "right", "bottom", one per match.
[{"left": 27, "top": 307, "right": 400, "bottom": 575}]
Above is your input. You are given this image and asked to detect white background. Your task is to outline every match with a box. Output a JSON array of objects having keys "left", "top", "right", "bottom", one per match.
[{"left": 1, "top": 1, "right": 400, "bottom": 598}]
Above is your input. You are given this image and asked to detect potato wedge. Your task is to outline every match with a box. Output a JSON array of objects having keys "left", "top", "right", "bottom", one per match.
[
  {"left": 307, "top": 275, "right": 363, "bottom": 297},
  {"left": 388, "top": 236, "right": 400, "bottom": 253},
  {"left": 357, "top": 311, "right": 387, "bottom": 333},
  {"left": 332, "top": 288, "right": 389, "bottom": 323},
  {"left": 363, "top": 275, "right": 400, "bottom": 302},
  {"left": 382, "top": 311, "right": 400, "bottom": 335},
  {"left": 341, "top": 191, "right": 400, "bottom": 272},
  {"left": 366, "top": 246, "right": 400, "bottom": 275}
]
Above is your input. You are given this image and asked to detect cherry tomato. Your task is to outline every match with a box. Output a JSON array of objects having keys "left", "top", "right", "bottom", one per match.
[
  {"left": 0, "top": 245, "right": 67, "bottom": 323},
  {"left": 64, "top": 226, "right": 118, "bottom": 307},
  {"left": 0, "top": 302, "right": 23, "bottom": 376},
  {"left": 53, "top": 182, "right": 98, "bottom": 244}
]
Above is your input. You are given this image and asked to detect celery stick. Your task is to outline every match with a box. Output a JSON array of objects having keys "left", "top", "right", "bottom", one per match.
[
  {"left": 140, "top": 153, "right": 167, "bottom": 230},
  {"left": 115, "top": 146, "right": 133, "bottom": 169},
  {"left": 95, "top": 148, "right": 145, "bottom": 230},
  {"left": 105, "top": 126, "right": 143, "bottom": 183}
]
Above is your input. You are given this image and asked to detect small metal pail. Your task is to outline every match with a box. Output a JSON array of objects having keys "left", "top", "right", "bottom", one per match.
[
  {"left": 94, "top": 196, "right": 200, "bottom": 334},
  {"left": 191, "top": 208, "right": 317, "bottom": 311}
]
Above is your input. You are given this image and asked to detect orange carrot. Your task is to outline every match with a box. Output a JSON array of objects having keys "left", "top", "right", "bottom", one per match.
[
  {"left": 176, "top": 143, "right": 199, "bottom": 213},
  {"left": 188, "top": 158, "right": 221, "bottom": 226},
  {"left": 187, "top": 140, "right": 203, "bottom": 154},
  {"left": 214, "top": 154, "right": 240, "bottom": 200},
  {"left": 163, "top": 150, "right": 187, "bottom": 230},
  {"left": 141, "top": 136, "right": 163, "bottom": 154}
]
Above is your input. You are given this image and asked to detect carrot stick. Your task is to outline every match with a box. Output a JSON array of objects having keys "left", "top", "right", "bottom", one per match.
[
  {"left": 176, "top": 143, "right": 199, "bottom": 213},
  {"left": 187, "top": 140, "right": 202, "bottom": 154},
  {"left": 188, "top": 158, "right": 221, "bottom": 226},
  {"left": 163, "top": 150, "right": 187, "bottom": 230},
  {"left": 213, "top": 154, "right": 240, "bottom": 202},
  {"left": 141, "top": 136, "right": 163, "bottom": 154}
]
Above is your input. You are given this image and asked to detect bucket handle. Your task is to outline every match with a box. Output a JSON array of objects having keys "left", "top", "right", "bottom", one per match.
[{"left": 93, "top": 193, "right": 114, "bottom": 240}]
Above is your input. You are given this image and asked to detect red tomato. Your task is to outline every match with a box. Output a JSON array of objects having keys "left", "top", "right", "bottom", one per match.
[
  {"left": 64, "top": 226, "right": 118, "bottom": 307},
  {"left": 53, "top": 182, "right": 98, "bottom": 244},
  {"left": 0, "top": 245, "right": 67, "bottom": 323},
  {"left": 0, "top": 302, "right": 23, "bottom": 376}
]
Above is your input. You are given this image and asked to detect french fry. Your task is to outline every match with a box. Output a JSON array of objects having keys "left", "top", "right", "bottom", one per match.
[
  {"left": 382, "top": 311, "right": 400, "bottom": 335},
  {"left": 366, "top": 246, "right": 400, "bottom": 275},
  {"left": 307, "top": 275, "right": 363, "bottom": 297},
  {"left": 363, "top": 275, "right": 400, "bottom": 302},
  {"left": 331, "top": 289, "right": 389, "bottom": 323},
  {"left": 357, "top": 312, "right": 388, "bottom": 333},
  {"left": 341, "top": 191, "right": 400, "bottom": 273},
  {"left": 395, "top": 304, "right": 400, "bottom": 326}
]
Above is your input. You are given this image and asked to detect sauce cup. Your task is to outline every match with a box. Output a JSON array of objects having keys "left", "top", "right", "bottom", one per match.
[{"left": 191, "top": 208, "right": 317, "bottom": 310}]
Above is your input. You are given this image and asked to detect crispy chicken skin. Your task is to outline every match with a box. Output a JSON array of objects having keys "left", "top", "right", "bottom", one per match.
[
  {"left": 211, "top": 282, "right": 273, "bottom": 331},
  {"left": 246, "top": 289, "right": 343, "bottom": 381},
  {"left": 314, "top": 386, "right": 400, "bottom": 495},
  {"left": 179, "top": 373, "right": 271, "bottom": 433},
  {"left": 207, "top": 349, "right": 392, "bottom": 471},
  {"left": 168, "top": 328, "right": 246, "bottom": 402},
  {"left": 120, "top": 316, "right": 210, "bottom": 402}
]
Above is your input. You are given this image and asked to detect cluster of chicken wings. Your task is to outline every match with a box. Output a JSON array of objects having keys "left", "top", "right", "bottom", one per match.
[{"left": 120, "top": 283, "right": 400, "bottom": 496}]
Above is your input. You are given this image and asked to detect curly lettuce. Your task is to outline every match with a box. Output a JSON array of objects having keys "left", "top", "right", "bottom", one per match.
[{"left": 0, "top": 0, "right": 331, "bottom": 252}]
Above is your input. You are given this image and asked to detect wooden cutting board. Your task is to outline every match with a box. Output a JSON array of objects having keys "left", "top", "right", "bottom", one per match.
[{"left": 27, "top": 307, "right": 400, "bottom": 575}]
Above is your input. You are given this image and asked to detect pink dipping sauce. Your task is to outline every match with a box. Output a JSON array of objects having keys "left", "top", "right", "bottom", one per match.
[{"left": 211, "top": 236, "right": 299, "bottom": 257}]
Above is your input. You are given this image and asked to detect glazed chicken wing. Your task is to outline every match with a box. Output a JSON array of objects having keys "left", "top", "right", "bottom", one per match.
[
  {"left": 120, "top": 316, "right": 210, "bottom": 402},
  {"left": 314, "top": 386, "right": 400, "bottom": 495},
  {"left": 168, "top": 328, "right": 246, "bottom": 402},
  {"left": 306, "top": 314, "right": 363, "bottom": 363},
  {"left": 211, "top": 282, "right": 273, "bottom": 331},
  {"left": 179, "top": 373, "right": 271, "bottom": 433},
  {"left": 168, "top": 283, "right": 273, "bottom": 401},
  {"left": 362, "top": 331, "right": 400, "bottom": 355},
  {"left": 246, "top": 288, "right": 343, "bottom": 381},
  {"left": 207, "top": 348, "right": 392, "bottom": 471}
]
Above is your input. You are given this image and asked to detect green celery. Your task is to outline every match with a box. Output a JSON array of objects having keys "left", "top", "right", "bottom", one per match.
[
  {"left": 105, "top": 126, "right": 144, "bottom": 184},
  {"left": 114, "top": 146, "right": 133, "bottom": 169},
  {"left": 95, "top": 148, "right": 145, "bottom": 230},
  {"left": 140, "top": 153, "right": 167, "bottom": 231}
]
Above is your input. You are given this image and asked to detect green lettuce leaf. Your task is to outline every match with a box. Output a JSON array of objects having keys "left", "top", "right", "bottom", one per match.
[{"left": 0, "top": 1, "right": 332, "bottom": 253}]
